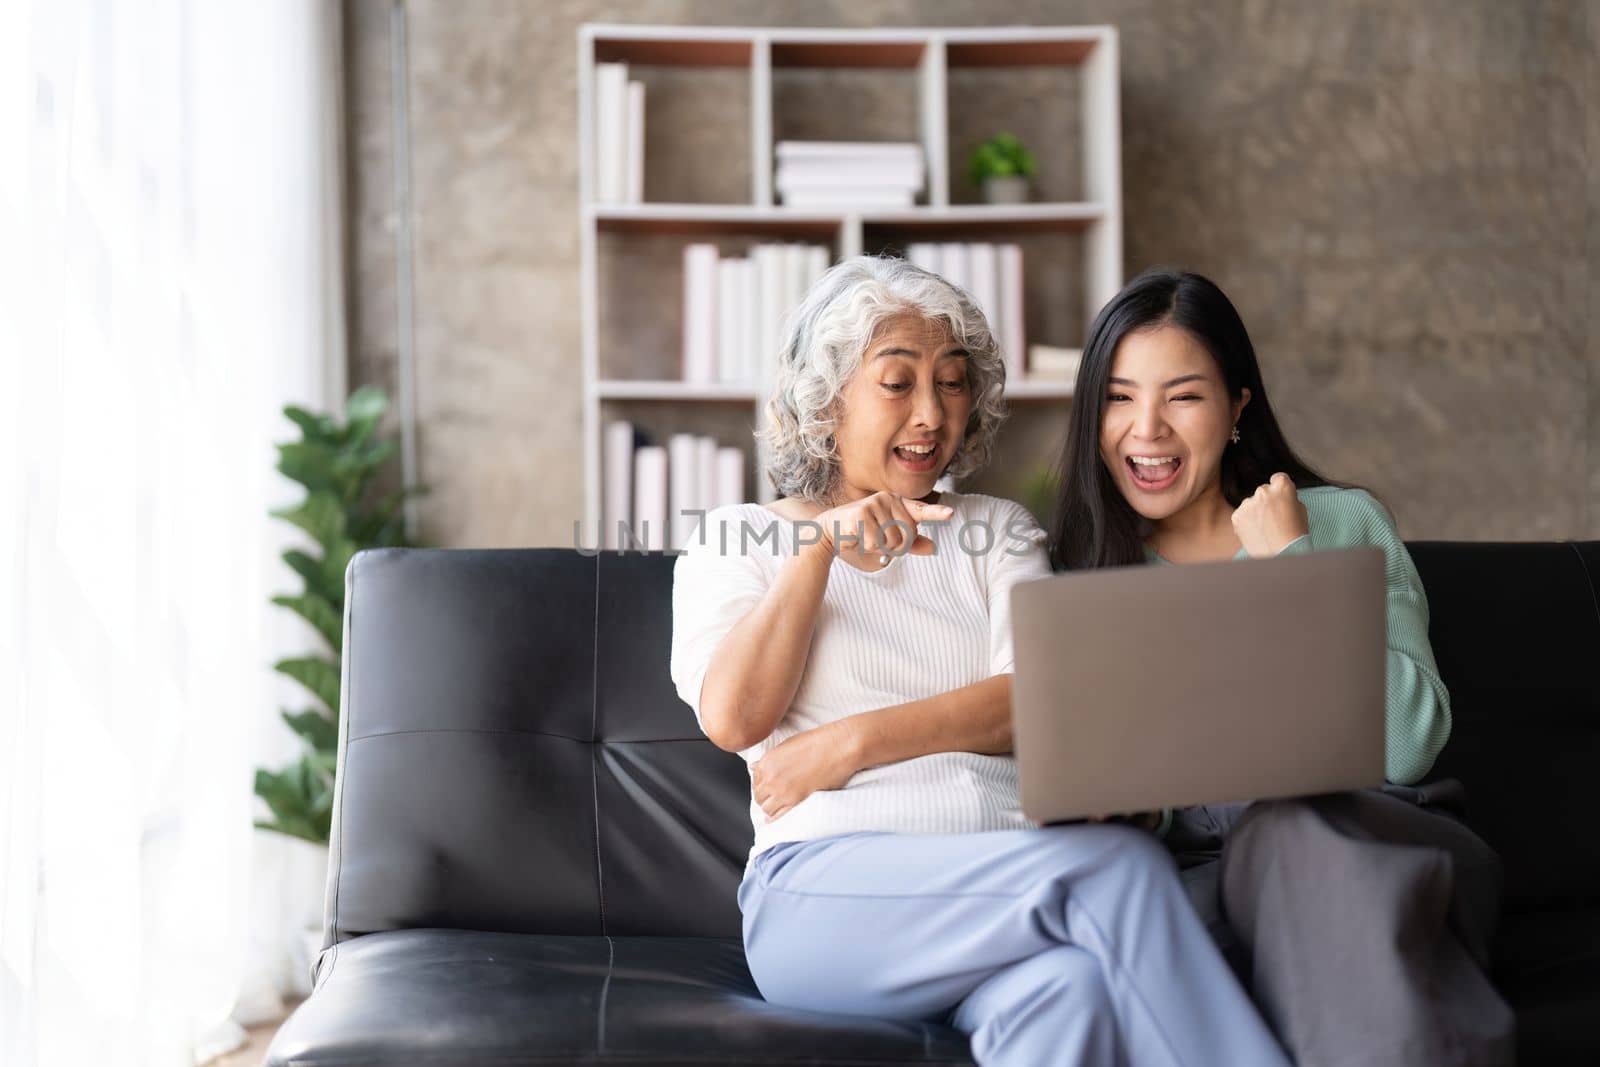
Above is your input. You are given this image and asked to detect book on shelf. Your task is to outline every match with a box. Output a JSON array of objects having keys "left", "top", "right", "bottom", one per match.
[
  {"left": 716, "top": 258, "right": 747, "bottom": 387},
  {"left": 906, "top": 243, "right": 940, "bottom": 274},
  {"left": 776, "top": 162, "right": 924, "bottom": 190},
  {"left": 625, "top": 80, "right": 645, "bottom": 204},
  {"left": 683, "top": 242, "right": 831, "bottom": 387},
  {"left": 602, "top": 420, "right": 636, "bottom": 550},
  {"left": 603, "top": 421, "right": 749, "bottom": 550},
  {"left": 632, "top": 444, "right": 668, "bottom": 552},
  {"left": 807, "top": 246, "right": 829, "bottom": 294},
  {"left": 904, "top": 242, "right": 1026, "bottom": 378},
  {"left": 715, "top": 447, "right": 743, "bottom": 508},
  {"left": 938, "top": 242, "right": 970, "bottom": 292},
  {"left": 668, "top": 434, "right": 700, "bottom": 549},
  {"left": 695, "top": 436, "right": 718, "bottom": 523},
  {"left": 595, "top": 63, "right": 624, "bottom": 202},
  {"left": 681, "top": 244, "right": 719, "bottom": 384},
  {"left": 754, "top": 244, "right": 786, "bottom": 388},
  {"left": 998, "top": 244, "right": 1026, "bottom": 381},
  {"left": 783, "top": 245, "right": 808, "bottom": 335},
  {"left": 968, "top": 244, "right": 998, "bottom": 344},
  {"left": 1027, "top": 344, "right": 1082, "bottom": 382},
  {"left": 775, "top": 141, "right": 924, "bottom": 162},
  {"left": 594, "top": 62, "right": 644, "bottom": 204},
  {"left": 738, "top": 256, "right": 758, "bottom": 386},
  {"left": 775, "top": 140, "right": 925, "bottom": 209}
]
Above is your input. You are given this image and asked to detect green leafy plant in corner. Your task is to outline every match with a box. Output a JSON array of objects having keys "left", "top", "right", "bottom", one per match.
[
  {"left": 254, "top": 386, "right": 423, "bottom": 844},
  {"left": 968, "top": 131, "right": 1038, "bottom": 188}
]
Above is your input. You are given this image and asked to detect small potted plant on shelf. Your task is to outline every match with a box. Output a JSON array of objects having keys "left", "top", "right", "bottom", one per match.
[{"left": 968, "top": 132, "right": 1037, "bottom": 205}]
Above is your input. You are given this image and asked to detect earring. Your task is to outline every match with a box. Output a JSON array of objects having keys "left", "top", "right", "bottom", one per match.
[{"left": 1230, "top": 425, "right": 1241, "bottom": 444}]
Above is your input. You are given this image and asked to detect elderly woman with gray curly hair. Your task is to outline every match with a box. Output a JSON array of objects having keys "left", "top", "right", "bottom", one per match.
[{"left": 669, "top": 255, "right": 1285, "bottom": 1067}]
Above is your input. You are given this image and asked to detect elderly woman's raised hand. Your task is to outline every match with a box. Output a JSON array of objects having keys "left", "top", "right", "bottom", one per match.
[{"left": 809, "top": 491, "right": 953, "bottom": 571}]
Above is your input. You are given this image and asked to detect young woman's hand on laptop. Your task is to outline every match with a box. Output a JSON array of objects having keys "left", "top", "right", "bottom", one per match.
[{"left": 1231, "top": 472, "right": 1311, "bottom": 558}]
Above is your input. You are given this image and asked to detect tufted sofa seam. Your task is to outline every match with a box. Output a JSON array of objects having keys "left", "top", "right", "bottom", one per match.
[{"left": 591, "top": 553, "right": 608, "bottom": 938}]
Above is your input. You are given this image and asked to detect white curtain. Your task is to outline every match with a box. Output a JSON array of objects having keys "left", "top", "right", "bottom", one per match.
[{"left": 0, "top": 1, "right": 349, "bottom": 1064}]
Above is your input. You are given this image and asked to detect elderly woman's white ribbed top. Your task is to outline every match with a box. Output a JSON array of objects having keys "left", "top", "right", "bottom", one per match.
[{"left": 669, "top": 492, "right": 1054, "bottom": 867}]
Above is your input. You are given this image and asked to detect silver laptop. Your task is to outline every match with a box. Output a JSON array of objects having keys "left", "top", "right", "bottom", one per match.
[{"left": 1009, "top": 547, "right": 1387, "bottom": 823}]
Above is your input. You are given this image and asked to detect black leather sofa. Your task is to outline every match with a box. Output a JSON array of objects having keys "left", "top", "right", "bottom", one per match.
[{"left": 265, "top": 542, "right": 1599, "bottom": 1066}]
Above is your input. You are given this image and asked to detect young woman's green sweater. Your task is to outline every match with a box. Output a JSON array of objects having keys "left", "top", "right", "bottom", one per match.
[{"left": 1146, "top": 485, "right": 1451, "bottom": 787}]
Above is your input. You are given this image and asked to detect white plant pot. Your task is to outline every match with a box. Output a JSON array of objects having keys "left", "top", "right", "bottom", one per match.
[
  {"left": 289, "top": 838, "right": 331, "bottom": 997},
  {"left": 982, "top": 176, "right": 1030, "bottom": 204}
]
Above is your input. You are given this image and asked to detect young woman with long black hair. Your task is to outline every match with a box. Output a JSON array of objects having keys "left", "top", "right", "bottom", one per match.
[{"left": 1047, "top": 268, "right": 1514, "bottom": 1066}]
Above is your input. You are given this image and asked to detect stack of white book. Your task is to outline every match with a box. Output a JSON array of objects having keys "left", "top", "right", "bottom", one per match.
[
  {"left": 602, "top": 422, "right": 747, "bottom": 551},
  {"left": 682, "top": 242, "right": 832, "bottom": 386},
  {"left": 906, "top": 242, "right": 1027, "bottom": 380},
  {"left": 1026, "top": 344, "right": 1083, "bottom": 382},
  {"left": 593, "top": 63, "right": 645, "bottom": 203},
  {"left": 776, "top": 142, "right": 925, "bottom": 210}
]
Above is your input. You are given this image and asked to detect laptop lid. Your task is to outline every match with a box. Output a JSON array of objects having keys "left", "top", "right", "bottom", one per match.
[{"left": 1010, "top": 547, "right": 1387, "bottom": 824}]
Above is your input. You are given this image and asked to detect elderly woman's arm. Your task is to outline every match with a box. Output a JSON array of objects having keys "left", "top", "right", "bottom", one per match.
[
  {"left": 694, "top": 493, "right": 951, "bottom": 753},
  {"left": 750, "top": 675, "right": 1012, "bottom": 820},
  {"left": 697, "top": 539, "right": 834, "bottom": 753},
  {"left": 750, "top": 498, "right": 1047, "bottom": 820},
  {"left": 846, "top": 675, "right": 1012, "bottom": 764}
]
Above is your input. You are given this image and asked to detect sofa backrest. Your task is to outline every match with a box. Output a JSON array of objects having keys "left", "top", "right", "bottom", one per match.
[
  {"left": 323, "top": 549, "right": 751, "bottom": 950},
  {"left": 324, "top": 542, "right": 1599, "bottom": 950},
  {"left": 1409, "top": 542, "right": 1600, "bottom": 910}
]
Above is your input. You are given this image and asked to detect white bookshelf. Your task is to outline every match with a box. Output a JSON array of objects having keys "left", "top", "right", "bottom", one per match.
[{"left": 578, "top": 23, "right": 1120, "bottom": 532}]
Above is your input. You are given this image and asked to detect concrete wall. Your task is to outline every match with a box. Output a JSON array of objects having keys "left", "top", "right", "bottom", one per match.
[{"left": 345, "top": 0, "right": 1597, "bottom": 546}]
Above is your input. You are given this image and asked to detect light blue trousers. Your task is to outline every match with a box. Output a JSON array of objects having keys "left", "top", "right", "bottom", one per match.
[{"left": 738, "top": 825, "right": 1290, "bottom": 1067}]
